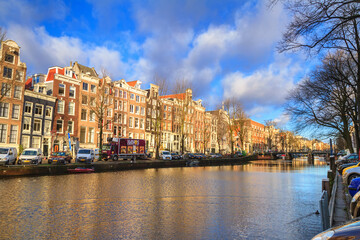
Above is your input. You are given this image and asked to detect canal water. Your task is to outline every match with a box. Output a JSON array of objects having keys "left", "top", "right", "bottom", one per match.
[{"left": 0, "top": 158, "right": 328, "bottom": 240}]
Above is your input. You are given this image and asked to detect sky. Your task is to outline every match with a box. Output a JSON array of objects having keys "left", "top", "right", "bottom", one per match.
[{"left": 0, "top": 0, "right": 315, "bottom": 129}]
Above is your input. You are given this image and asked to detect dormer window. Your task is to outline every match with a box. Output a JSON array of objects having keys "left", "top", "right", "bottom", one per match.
[{"left": 4, "top": 54, "right": 14, "bottom": 63}]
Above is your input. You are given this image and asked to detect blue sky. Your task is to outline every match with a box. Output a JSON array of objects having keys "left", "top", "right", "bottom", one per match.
[{"left": 0, "top": 0, "right": 314, "bottom": 128}]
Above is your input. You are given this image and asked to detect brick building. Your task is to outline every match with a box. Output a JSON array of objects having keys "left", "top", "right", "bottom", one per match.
[{"left": 0, "top": 40, "right": 26, "bottom": 150}]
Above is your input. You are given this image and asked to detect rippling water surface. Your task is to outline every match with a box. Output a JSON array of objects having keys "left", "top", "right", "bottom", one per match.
[{"left": 0, "top": 158, "right": 328, "bottom": 239}]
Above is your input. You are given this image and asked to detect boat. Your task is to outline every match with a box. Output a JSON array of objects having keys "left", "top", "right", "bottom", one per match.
[{"left": 67, "top": 167, "right": 94, "bottom": 173}]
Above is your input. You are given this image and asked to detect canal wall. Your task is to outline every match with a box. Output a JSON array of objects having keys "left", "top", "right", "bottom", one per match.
[{"left": 0, "top": 155, "right": 256, "bottom": 178}]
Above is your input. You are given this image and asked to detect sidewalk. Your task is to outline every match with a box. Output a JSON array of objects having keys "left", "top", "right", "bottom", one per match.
[{"left": 332, "top": 173, "right": 351, "bottom": 226}]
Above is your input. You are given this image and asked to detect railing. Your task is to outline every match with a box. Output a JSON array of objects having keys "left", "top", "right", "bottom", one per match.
[{"left": 319, "top": 190, "right": 330, "bottom": 230}]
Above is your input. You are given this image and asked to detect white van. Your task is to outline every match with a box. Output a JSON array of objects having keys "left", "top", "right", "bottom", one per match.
[
  {"left": 18, "top": 148, "right": 43, "bottom": 165},
  {"left": 160, "top": 151, "right": 172, "bottom": 160},
  {"left": 76, "top": 149, "right": 95, "bottom": 164},
  {"left": 0, "top": 147, "right": 17, "bottom": 165}
]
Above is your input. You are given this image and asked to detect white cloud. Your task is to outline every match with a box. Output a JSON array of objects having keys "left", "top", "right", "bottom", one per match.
[
  {"left": 7, "top": 24, "right": 127, "bottom": 78},
  {"left": 222, "top": 55, "right": 300, "bottom": 109}
]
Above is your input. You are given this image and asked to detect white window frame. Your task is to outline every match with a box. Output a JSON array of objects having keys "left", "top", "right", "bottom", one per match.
[
  {"left": 69, "top": 86, "right": 76, "bottom": 98},
  {"left": 56, "top": 119, "right": 64, "bottom": 133},
  {"left": 57, "top": 100, "right": 64, "bottom": 114},
  {"left": 58, "top": 83, "right": 66, "bottom": 96},
  {"left": 23, "top": 117, "right": 31, "bottom": 132}
]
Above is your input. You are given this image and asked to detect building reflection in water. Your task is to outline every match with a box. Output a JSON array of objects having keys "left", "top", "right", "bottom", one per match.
[{"left": 0, "top": 158, "right": 327, "bottom": 239}]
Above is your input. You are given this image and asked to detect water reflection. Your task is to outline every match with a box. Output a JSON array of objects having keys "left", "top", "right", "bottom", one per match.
[{"left": 0, "top": 158, "right": 327, "bottom": 239}]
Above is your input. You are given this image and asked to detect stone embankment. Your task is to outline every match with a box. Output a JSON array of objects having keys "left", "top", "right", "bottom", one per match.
[{"left": 0, "top": 155, "right": 255, "bottom": 178}]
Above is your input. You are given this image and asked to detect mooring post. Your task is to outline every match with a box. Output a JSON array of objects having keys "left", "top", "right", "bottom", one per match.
[{"left": 330, "top": 156, "right": 336, "bottom": 176}]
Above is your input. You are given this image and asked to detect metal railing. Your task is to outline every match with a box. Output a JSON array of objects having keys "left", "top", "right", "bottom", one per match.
[{"left": 319, "top": 190, "right": 330, "bottom": 230}]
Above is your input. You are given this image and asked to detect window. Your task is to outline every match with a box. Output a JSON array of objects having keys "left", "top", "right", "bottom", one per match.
[
  {"left": 130, "top": 93, "right": 135, "bottom": 100},
  {"left": 69, "top": 86, "right": 75, "bottom": 98},
  {"left": 130, "top": 104, "right": 134, "bottom": 113},
  {"left": 114, "top": 100, "right": 118, "bottom": 110},
  {"left": 115, "top": 89, "right": 118, "bottom": 97},
  {"left": 135, "top": 118, "right": 139, "bottom": 128},
  {"left": 140, "top": 119, "right": 144, "bottom": 129},
  {"left": 80, "top": 127, "right": 86, "bottom": 143},
  {"left": 88, "top": 128, "right": 94, "bottom": 143},
  {"left": 82, "top": 95, "right": 88, "bottom": 105},
  {"left": 83, "top": 82, "right": 88, "bottom": 91},
  {"left": 146, "top": 120, "right": 150, "bottom": 130},
  {"left": 114, "top": 113, "right": 118, "bottom": 123},
  {"left": 45, "top": 106, "right": 52, "bottom": 118},
  {"left": 91, "top": 84, "right": 96, "bottom": 93},
  {"left": 106, "top": 120, "right": 111, "bottom": 130},
  {"left": 107, "top": 108, "right": 112, "bottom": 117},
  {"left": 56, "top": 120, "right": 63, "bottom": 133},
  {"left": 68, "top": 121, "right": 73, "bottom": 134},
  {"left": 148, "top": 108, "right": 151, "bottom": 116},
  {"left": 123, "top": 91, "right": 127, "bottom": 99},
  {"left": 0, "top": 103, "right": 9, "bottom": 118},
  {"left": 136, "top": 95, "right": 140, "bottom": 102},
  {"left": 5, "top": 54, "right": 14, "bottom": 63},
  {"left": 32, "top": 137, "right": 41, "bottom": 149},
  {"left": 0, "top": 124, "right": 7, "bottom": 143},
  {"left": 44, "top": 120, "right": 51, "bottom": 133},
  {"left": 123, "top": 102, "right": 127, "bottom": 111},
  {"left": 113, "top": 126, "right": 117, "bottom": 136},
  {"left": 129, "top": 117, "right": 133, "bottom": 128},
  {"left": 90, "top": 97, "right": 95, "bottom": 106},
  {"left": 68, "top": 102, "right": 75, "bottom": 115},
  {"left": 135, "top": 106, "right": 139, "bottom": 114},
  {"left": 9, "top": 125, "right": 17, "bottom": 144},
  {"left": 22, "top": 136, "right": 30, "bottom": 148},
  {"left": 33, "top": 119, "right": 41, "bottom": 133},
  {"left": 57, "top": 100, "right": 64, "bottom": 114},
  {"left": 14, "top": 86, "right": 21, "bottom": 99},
  {"left": 15, "top": 70, "right": 23, "bottom": 82},
  {"left": 164, "top": 105, "right": 167, "bottom": 111},
  {"left": 141, "top": 107, "right": 145, "bottom": 116},
  {"left": 1, "top": 83, "right": 10, "bottom": 97},
  {"left": 23, "top": 118, "right": 31, "bottom": 131},
  {"left": 3, "top": 67, "right": 12, "bottom": 79},
  {"left": 89, "top": 110, "right": 95, "bottom": 122},
  {"left": 118, "top": 113, "right": 122, "bottom": 124},
  {"left": 12, "top": 104, "right": 19, "bottom": 119},
  {"left": 81, "top": 109, "right": 87, "bottom": 120},
  {"left": 58, "top": 84, "right": 65, "bottom": 96},
  {"left": 119, "top": 90, "right": 123, "bottom": 98},
  {"left": 119, "top": 101, "right": 123, "bottom": 110},
  {"left": 24, "top": 102, "right": 32, "bottom": 114},
  {"left": 141, "top": 97, "right": 145, "bottom": 103},
  {"left": 105, "top": 88, "right": 109, "bottom": 94},
  {"left": 35, "top": 104, "right": 43, "bottom": 116},
  {"left": 168, "top": 107, "right": 172, "bottom": 111}
]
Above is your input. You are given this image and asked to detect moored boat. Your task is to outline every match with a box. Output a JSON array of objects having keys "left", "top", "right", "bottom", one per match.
[{"left": 67, "top": 167, "right": 94, "bottom": 173}]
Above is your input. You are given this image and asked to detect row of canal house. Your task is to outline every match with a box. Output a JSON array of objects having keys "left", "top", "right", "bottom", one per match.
[{"left": 0, "top": 39, "right": 268, "bottom": 157}]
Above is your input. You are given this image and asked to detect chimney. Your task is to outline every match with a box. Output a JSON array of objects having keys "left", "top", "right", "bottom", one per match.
[{"left": 70, "top": 61, "right": 72, "bottom": 67}]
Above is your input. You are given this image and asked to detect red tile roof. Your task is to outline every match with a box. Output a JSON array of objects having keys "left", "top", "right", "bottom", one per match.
[
  {"left": 160, "top": 93, "right": 186, "bottom": 100},
  {"left": 127, "top": 81, "right": 138, "bottom": 87},
  {"left": 25, "top": 77, "right": 33, "bottom": 89}
]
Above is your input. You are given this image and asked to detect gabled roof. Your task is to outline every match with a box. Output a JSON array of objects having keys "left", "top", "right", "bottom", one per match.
[
  {"left": 160, "top": 93, "right": 186, "bottom": 100},
  {"left": 76, "top": 62, "right": 98, "bottom": 77},
  {"left": 25, "top": 77, "right": 33, "bottom": 89},
  {"left": 127, "top": 80, "right": 138, "bottom": 87}
]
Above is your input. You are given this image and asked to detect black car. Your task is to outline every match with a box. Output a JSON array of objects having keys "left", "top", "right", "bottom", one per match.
[
  {"left": 171, "top": 153, "right": 181, "bottom": 160},
  {"left": 335, "top": 154, "right": 359, "bottom": 166},
  {"left": 184, "top": 153, "right": 196, "bottom": 159}
]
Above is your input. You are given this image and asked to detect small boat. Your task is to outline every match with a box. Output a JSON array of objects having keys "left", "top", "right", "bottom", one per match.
[{"left": 67, "top": 167, "right": 94, "bottom": 173}]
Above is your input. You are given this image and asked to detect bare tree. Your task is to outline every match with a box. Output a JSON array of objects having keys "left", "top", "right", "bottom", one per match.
[
  {"left": 152, "top": 76, "right": 169, "bottom": 159},
  {"left": 212, "top": 108, "right": 228, "bottom": 154},
  {"left": 264, "top": 120, "right": 278, "bottom": 151},
  {"left": 173, "top": 79, "right": 193, "bottom": 153},
  {"left": 277, "top": 0, "right": 360, "bottom": 151},
  {"left": 286, "top": 53, "right": 355, "bottom": 152},
  {"left": 223, "top": 97, "right": 247, "bottom": 155},
  {"left": 87, "top": 70, "right": 114, "bottom": 160},
  {"left": 0, "top": 27, "right": 7, "bottom": 46}
]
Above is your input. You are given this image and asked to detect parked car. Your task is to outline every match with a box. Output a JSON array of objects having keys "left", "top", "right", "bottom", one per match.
[
  {"left": 48, "top": 151, "right": 72, "bottom": 164},
  {"left": 312, "top": 218, "right": 360, "bottom": 239},
  {"left": 351, "top": 191, "right": 360, "bottom": 218},
  {"left": 0, "top": 147, "right": 17, "bottom": 165},
  {"left": 338, "top": 162, "right": 358, "bottom": 175},
  {"left": 336, "top": 153, "right": 359, "bottom": 166},
  {"left": 198, "top": 153, "right": 207, "bottom": 159},
  {"left": 348, "top": 177, "right": 360, "bottom": 197},
  {"left": 343, "top": 164, "right": 360, "bottom": 185},
  {"left": 160, "top": 151, "right": 172, "bottom": 160},
  {"left": 18, "top": 148, "right": 43, "bottom": 165},
  {"left": 76, "top": 149, "right": 95, "bottom": 164},
  {"left": 184, "top": 153, "right": 196, "bottom": 159},
  {"left": 171, "top": 153, "right": 181, "bottom": 160}
]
